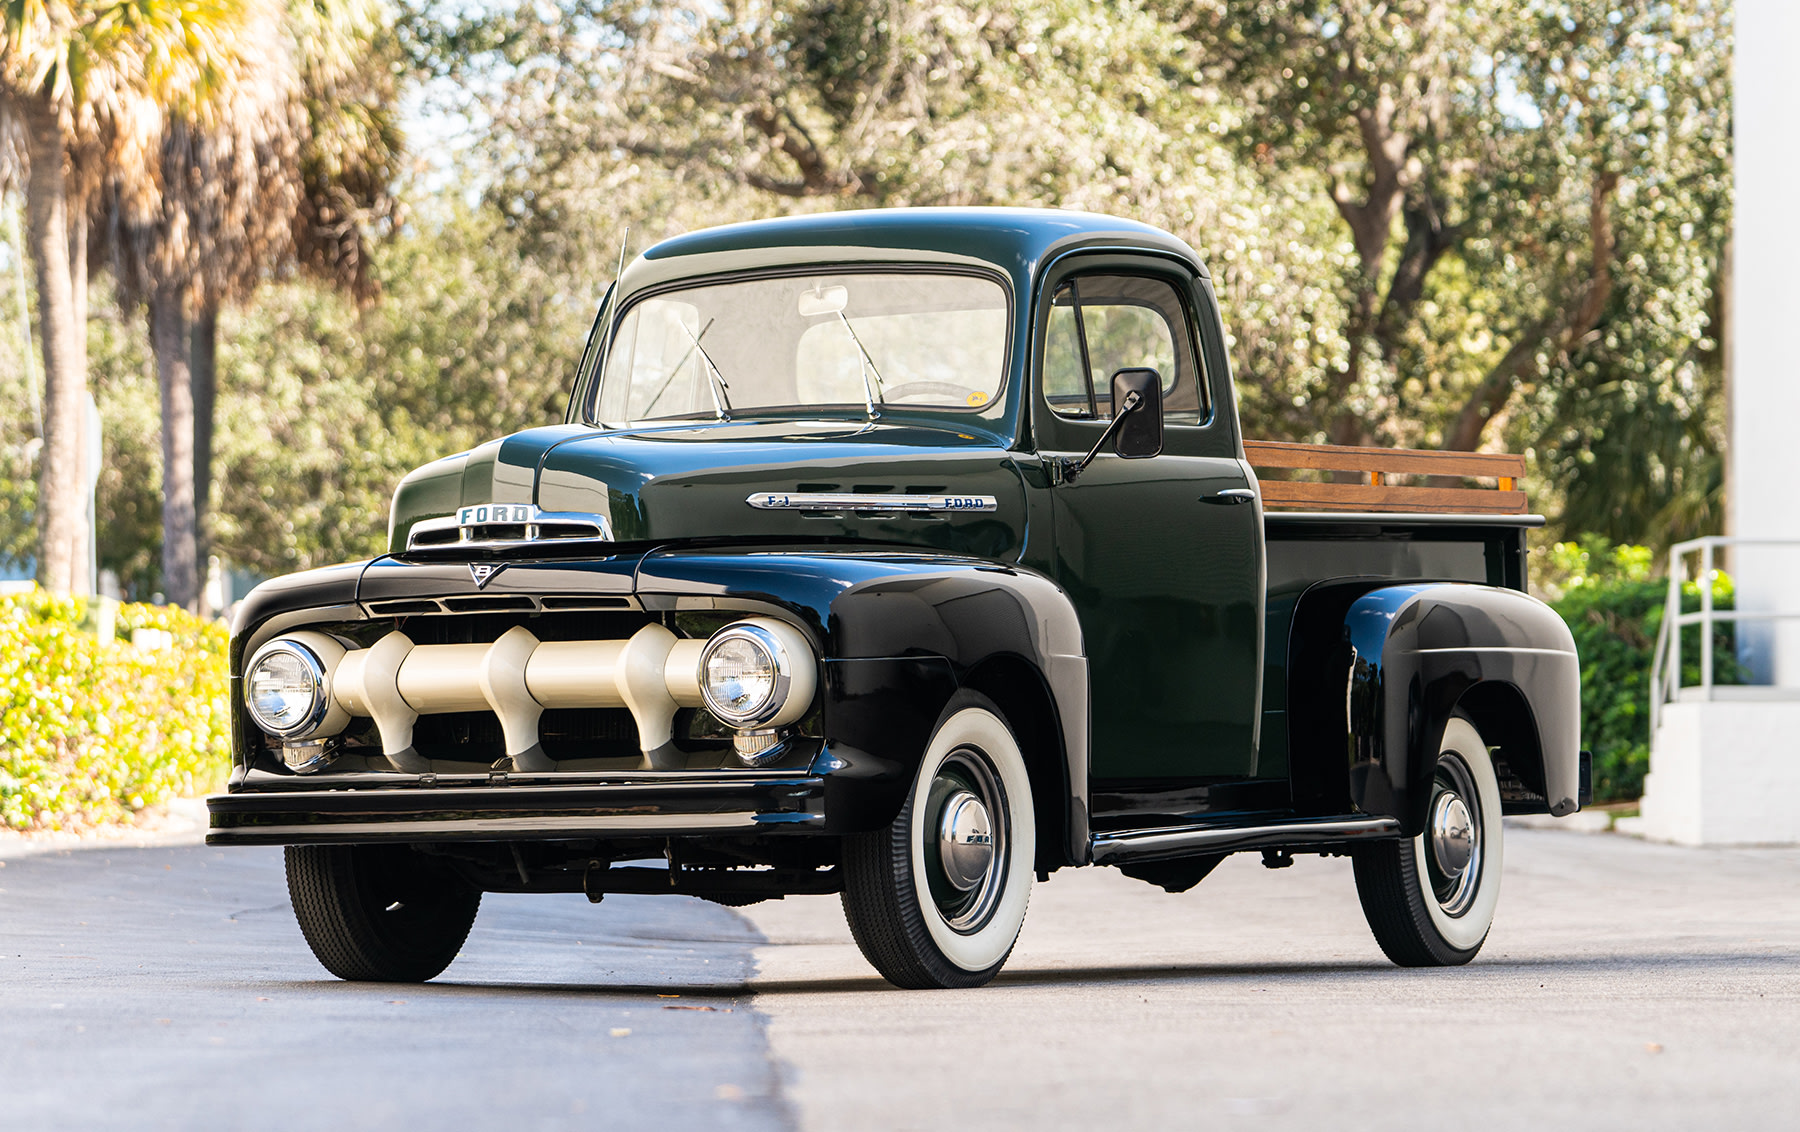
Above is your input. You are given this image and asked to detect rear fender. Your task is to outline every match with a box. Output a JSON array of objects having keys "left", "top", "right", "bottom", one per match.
[{"left": 1289, "top": 581, "right": 1580, "bottom": 835}]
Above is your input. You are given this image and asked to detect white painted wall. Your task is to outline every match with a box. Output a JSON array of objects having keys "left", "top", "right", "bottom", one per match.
[
  {"left": 1730, "top": 0, "right": 1800, "bottom": 686},
  {"left": 1640, "top": 701, "right": 1800, "bottom": 845}
]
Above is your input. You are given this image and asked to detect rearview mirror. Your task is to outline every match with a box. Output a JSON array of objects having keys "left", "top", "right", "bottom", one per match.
[
  {"left": 1110, "top": 368, "right": 1163, "bottom": 459},
  {"left": 797, "top": 285, "right": 849, "bottom": 318}
]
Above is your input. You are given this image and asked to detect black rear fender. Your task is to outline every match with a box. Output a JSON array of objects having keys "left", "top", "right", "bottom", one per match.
[{"left": 1287, "top": 581, "right": 1580, "bottom": 835}]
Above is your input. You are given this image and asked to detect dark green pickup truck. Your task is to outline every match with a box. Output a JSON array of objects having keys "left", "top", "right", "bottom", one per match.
[{"left": 211, "top": 208, "right": 1584, "bottom": 989}]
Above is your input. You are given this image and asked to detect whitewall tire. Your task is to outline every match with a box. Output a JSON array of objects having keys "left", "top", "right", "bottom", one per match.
[
  {"left": 1352, "top": 716, "right": 1505, "bottom": 966},
  {"left": 840, "top": 691, "right": 1035, "bottom": 988}
]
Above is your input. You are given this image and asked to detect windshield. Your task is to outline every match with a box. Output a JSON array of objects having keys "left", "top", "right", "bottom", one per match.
[{"left": 592, "top": 270, "right": 1009, "bottom": 424}]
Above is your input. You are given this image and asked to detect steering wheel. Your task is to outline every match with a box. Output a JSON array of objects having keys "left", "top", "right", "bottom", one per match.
[{"left": 881, "top": 380, "right": 986, "bottom": 404}]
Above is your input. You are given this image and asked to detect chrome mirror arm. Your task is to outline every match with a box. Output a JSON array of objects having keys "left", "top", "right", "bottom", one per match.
[{"left": 1060, "top": 390, "right": 1142, "bottom": 483}]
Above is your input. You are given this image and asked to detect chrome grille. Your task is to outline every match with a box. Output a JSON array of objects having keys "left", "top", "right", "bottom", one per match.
[{"left": 405, "top": 505, "right": 613, "bottom": 552}]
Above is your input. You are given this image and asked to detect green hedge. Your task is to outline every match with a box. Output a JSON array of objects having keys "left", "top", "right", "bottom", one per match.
[
  {"left": 1546, "top": 542, "right": 1737, "bottom": 803},
  {"left": 0, "top": 590, "right": 230, "bottom": 831}
]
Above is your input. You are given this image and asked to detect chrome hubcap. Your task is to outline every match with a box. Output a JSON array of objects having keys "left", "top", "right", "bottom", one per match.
[
  {"left": 923, "top": 748, "right": 1008, "bottom": 933},
  {"left": 1430, "top": 793, "right": 1474, "bottom": 878},
  {"left": 1425, "top": 752, "right": 1483, "bottom": 917},
  {"left": 937, "top": 791, "right": 995, "bottom": 891}
]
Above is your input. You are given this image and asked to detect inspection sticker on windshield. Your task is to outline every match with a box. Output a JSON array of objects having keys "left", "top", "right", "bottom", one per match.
[{"left": 748, "top": 492, "right": 997, "bottom": 513}]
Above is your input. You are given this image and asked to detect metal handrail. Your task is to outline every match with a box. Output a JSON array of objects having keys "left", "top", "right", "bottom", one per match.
[{"left": 1649, "top": 536, "right": 1800, "bottom": 733}]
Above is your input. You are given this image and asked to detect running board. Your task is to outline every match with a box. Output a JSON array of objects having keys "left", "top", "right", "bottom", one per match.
[{"left": 1089, "top": 815, "right": 1403, "bottom": 865}]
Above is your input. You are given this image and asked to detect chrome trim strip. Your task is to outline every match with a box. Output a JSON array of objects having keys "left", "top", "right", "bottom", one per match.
[
  {"left": 360, "top": 594, "right": 643, "bottom": 617},
  {"left": 1089, "top": 815, "right": 1402, "bottom": 864},
  {"left": 217, "top": 774, "right": 824, "bottom": 794},
  {"left": 746, "top": 491, "right": 998, "bottom": 513},
  {"left": 1416, "top": 645, "right": 1577, "bottom": 657}
]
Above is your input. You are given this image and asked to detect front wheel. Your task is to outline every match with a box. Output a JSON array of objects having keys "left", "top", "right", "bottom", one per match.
[
  {"left": 285, "top": 845, "right": 482, "bottom": 982},
  {"left": 840, "top": 692, "right": 1035, "bottom": 989},
  {"left": 1352, "top": 716, "right": 1505, "bottom": 966}
]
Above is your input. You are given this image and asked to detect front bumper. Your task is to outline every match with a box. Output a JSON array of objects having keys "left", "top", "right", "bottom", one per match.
[{"left": 205, "top": 774, "right": 825, "bottom": 846}]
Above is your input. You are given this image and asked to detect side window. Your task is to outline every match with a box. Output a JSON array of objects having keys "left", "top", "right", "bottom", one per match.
[{"left": 1043, "top": 274, "right": 1206, "bottom": 424}]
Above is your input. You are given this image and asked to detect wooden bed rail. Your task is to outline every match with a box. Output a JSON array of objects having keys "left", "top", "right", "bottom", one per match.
[{"left": 1242, "top": 440, "right": 1528, "bottom": 515}]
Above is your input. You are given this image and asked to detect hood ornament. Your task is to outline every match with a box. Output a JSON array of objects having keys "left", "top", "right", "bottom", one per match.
[{"left": 469, "top": 562, "right": 504, "bottom": 589}]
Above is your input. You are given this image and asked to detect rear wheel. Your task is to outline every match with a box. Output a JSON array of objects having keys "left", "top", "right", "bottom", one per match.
[
  {"left": 841, "top": 692, "right": 1035, "bottom": 989},
  {"left": 1352, "top": 717, "right": 1504, "bottom": 966},
  {"left": 285, "top": 845, "right": 481, "bottom": 982}
]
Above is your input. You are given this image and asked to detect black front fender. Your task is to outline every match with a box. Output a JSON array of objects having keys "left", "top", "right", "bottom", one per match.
[
  {"left": 637, "top": 549, "right": 1090, "bottom": 860},
  {"left": 1291, "top": 581, "right": 1580, "bottom": 835}
]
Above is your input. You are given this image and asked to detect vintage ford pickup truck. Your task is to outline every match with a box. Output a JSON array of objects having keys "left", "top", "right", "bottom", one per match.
[{"left": 209, "top": 208, "right": 1585, "bottom": 989}]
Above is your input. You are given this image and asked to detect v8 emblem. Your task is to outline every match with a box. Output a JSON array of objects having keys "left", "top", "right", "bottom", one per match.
[{"left": 468, "top": 562, "right": 503, "bottom": 589}]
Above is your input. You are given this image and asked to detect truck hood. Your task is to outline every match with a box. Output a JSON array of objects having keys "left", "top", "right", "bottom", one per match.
[{"left": 388, "top": 419, "right": 1029, "bottom": 560}]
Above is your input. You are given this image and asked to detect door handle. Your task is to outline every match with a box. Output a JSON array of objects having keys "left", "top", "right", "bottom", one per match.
[{"left": 1202, "top": 488, "right": 1257, "bottom": 505}]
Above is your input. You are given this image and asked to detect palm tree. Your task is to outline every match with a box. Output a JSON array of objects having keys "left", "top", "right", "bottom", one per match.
[
  {"left": 196, "top": 0, "right": 399, "bottom": 562},
  {"left": 0, "top": 0, "right": 251, "bottom": 597},
  {"left": 99, "top": 0, "right": 397, "bottom": 611}
]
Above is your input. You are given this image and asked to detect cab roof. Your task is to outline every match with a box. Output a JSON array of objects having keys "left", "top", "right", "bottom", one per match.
[{"left": 627, "top": 207, "right": 1207, "bottom": 294}]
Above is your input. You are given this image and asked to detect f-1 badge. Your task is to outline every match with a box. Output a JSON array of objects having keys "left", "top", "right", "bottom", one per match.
[{"left": 468, "top": 562, "right": 504, "bottom": 589}]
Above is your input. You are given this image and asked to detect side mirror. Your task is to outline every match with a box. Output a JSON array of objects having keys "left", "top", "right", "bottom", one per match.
[
  {"left": 1109, "top": 368, "right": 1163, "bottom": 459},
  {"left": 1061, "top": 367, "right": 1165, "bottom": 482}
]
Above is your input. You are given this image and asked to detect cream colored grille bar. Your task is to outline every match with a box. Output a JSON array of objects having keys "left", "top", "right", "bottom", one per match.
[{"left": 325, "top": 623, "right": 706, "bottom": 772}]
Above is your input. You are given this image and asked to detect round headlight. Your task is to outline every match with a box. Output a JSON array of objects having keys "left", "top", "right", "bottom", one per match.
[
  {"left": 700, "top": 623, "right": 792, "bottom": 726},
  {"left": 245, "top": 640, "right": 329, "bottom": 738}
]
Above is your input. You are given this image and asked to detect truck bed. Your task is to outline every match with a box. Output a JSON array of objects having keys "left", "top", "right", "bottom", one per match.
[{"left": 1244, "top": 440, "right": 1527, "bottom": 515}]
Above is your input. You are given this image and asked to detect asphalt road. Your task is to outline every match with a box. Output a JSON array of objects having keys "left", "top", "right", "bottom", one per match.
[
  {"left": 0, "top": 844, "right": 789, "bottom": 1131},
  {"left": 3, "top": 826, "right": 1797, "bottom": 1131}
]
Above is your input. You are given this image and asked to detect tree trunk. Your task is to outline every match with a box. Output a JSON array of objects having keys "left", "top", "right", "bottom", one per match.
[
  {"left": 67, "top": 184, "right": 90, "bottom": 590},
  {"left": 22, "top": 98, "right": 88, "bottom": 596},
  {"left": 1443, "top": 172, "right": 1620, "bottom": 452},
  {"left": 151, "top": 284, "right": 199, "bottom": 611},
  {"left": 190, "top": 300, "right": 217, "bottom": 567}
]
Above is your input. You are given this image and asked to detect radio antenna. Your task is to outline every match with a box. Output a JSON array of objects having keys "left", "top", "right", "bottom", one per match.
[{"left": 615, "top": 226, "right": 630, "bottom": 285}]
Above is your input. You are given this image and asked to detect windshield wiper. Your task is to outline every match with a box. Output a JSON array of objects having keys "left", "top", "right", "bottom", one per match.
[
  {"left": 640, "top": 322, "right": 705, "bottom": 419},
  {"left": 834, "top": 311, "right": 886, "bottom": 420},
  {"left": 673, "top": 317, "right": 733, "bottom": 421}
]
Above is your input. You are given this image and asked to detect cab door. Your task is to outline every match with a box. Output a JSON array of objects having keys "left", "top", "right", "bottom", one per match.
[{"left": 1033, "top": 257, "right": 1268, "bottom": 825}]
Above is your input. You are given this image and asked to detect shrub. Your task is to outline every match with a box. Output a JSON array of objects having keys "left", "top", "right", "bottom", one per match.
[
  {"left": 0, "top": 589, "right": 230, "bottom": 831},
  {"left": 1546, "top": 541, "right": 1737, "bottom": 803}
]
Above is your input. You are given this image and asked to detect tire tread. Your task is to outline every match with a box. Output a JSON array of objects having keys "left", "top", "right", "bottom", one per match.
[{"left": 285, "top": 845, "right": 480, "bottom": 983}]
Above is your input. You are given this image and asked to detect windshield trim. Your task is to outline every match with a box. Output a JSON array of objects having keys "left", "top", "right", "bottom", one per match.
[{"left": 582, "top": 262, "right": 1016, "bottom": 429}]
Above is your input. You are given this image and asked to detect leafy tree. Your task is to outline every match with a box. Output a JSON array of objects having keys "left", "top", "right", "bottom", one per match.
[
  {"left": 1177, "top": 0, "right": 1730, "bottom": 462},
  {"left": 399, "top": 0, "right": 1336, "bottom": 438},
  {"left": 204, "top": 203, "right": 583, "bottom": 575}
]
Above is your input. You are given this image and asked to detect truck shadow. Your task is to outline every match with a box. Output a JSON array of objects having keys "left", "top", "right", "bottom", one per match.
[{"left": 252, "top": 945, "right": 1800, "bottom": 999}]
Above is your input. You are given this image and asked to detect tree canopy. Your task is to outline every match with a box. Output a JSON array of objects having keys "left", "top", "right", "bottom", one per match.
[{"left": 0, "top": 0, "right": 1734, "bottom": 597}]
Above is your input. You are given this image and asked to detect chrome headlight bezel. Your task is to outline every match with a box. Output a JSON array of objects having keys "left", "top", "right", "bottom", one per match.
[
  {"left": 244, "top": 639, "right": 332, "bottom": 739},
  {"left": 699, "top": 621, "right": 796, "bottom": 728}
]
